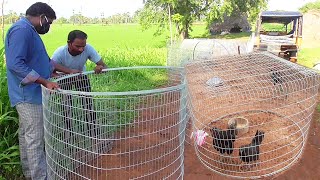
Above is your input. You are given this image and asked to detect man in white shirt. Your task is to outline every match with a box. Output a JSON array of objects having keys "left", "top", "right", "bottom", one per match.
[
  {"left": 52, "top": 30, "right": 107, "bottom": 142},
  {"left": 52, "top": 30, "right": 107, "bottom": 74}
]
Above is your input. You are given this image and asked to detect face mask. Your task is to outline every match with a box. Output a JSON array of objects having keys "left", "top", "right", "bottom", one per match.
[{"left": 36, "top": 16, "right": 50, "bottom": 34}]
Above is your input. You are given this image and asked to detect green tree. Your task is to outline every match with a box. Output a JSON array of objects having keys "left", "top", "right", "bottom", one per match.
[
  {"left": 299, "top": 0, "right": 320, "bottom": 13},
  {"left": 139, "top": 0, "right": 268, "bottom": 39},
  {"left": 205, "top": 0, "right": 268, "bottom": 31},
  {"left": 55, "top": 17, "right": 68, "bottom": 24},
  {"left": 139, "top": 0, "right": 209, "bottom": 39}
]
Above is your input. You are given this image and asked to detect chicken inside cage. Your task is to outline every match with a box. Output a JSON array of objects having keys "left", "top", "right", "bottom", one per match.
[{"left": 186, "top": 52, "right": 320, "bottom": 179}]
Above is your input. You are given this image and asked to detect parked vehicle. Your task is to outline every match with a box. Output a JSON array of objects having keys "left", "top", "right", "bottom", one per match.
[{"left": 254, "top": 11, "right": 303, "bottom": 63}]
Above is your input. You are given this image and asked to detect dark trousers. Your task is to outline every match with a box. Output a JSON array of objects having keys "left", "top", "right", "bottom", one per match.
[{"left": 59, "top": 75, "right": 98, "bottom": 139}]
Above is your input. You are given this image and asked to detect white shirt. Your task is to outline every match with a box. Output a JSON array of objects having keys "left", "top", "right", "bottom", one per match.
[{"left": 51, "top": 44, "right": 101, "bottom": 71}]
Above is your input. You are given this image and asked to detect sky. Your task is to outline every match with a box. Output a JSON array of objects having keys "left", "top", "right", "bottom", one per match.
[
  {"left": 2, "top": 0, "right": 318, "bottom": 18},
  {"left": 3, "top": 0, "right": 144, "bottom": 18},
  {"left": 268, "top": 0, "right": 317, "bottom": 11}
]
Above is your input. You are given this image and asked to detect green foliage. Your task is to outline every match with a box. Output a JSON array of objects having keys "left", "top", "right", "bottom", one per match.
[
  {"left": 0, "top": 24, "right": 169, "bottom": 56},
  {"left": 138, "top": 4, "right": 169, "bottom": 36},
  {"left": 205, "top": 0, "right": 268, "bottom": 30},
  {"left": 299, "top": 0, "right": 320, "bottom": 13},
  {"left": 0, "top": 47, "right": 22, "bottom": 179},
  {"left": 139, "top": 0, "right": 268, "bottom": 39},
  {"left": 139, "top": 0, "right": 209, "bottom": 39},
  {"left": 298, "top": 48, "right": 320, "bottom": 68},
  {"left": 261, "top": 23, "right": 286, "bottom": 32}
]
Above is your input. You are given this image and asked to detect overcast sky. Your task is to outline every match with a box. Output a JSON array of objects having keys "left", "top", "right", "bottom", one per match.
[
  {"left": 2, "top": 0, "right": 317, "bottom": 18},
  {"left": 3, "top": 0, "right": 144, "bottom": 18}
]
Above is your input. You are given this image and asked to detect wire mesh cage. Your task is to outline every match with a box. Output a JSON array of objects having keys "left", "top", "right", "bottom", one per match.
[
  {"left": 185, "top": 52, "right": 320, "bottom": 179},
  {"left": 167, "top": 38, "right": 252, "bottom": 67},
  {"left": 42, "top": 66, "right": 187, "bottom": 180},
  {"left": 167, "top": 38, "right": 253, "bottom": 146}
]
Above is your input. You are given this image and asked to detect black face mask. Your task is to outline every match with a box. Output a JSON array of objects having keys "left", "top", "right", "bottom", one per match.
[{"left": 36, "top": 16, "right": 50, "bottom": 34}]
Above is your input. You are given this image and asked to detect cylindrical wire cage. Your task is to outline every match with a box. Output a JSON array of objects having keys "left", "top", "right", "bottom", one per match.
[
  {"left": 42, "top": 66, "right": 187, "bottom": 180},
  {"left": 167, "top": 39, "right": 250, "bottom": 67},
  {"left": 185, "top": 52, "right": 320, "bottom": 179},
  {"left": 167, "top": 39, "right": 251, "bottom": 145}
]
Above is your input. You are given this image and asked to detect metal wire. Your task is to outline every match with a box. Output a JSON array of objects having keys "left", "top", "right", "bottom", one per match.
[
  {"left": 167, "top": 39, "right": 252, "bottom": 67},
  {"left": 42, "top": 66, "right": 187, "bottom": 180},
  {"left": 167, "top": 38, "right": 253, "bottom": 146},
  {"left": 185, "top": 52, "right": 320, "bottom": 179}
]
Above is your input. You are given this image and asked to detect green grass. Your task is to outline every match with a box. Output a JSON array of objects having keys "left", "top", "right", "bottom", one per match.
[
  {"left": 261, "top": 23, "right": 287, "bottom": 32},
  {"left": 189, "top": 23, "right": 251, "bottom": 41},
  {"left": 0, "top": 48, "right": 22, "bottom": 179},
  {"left": 298, "top": 48, "right": 320, "bottom": 68},
  {"left": 209, "top": 32, "right": 251, "bottom": 41},
  {"left": 0, "top": 24, "right": 169, "bottom": 56},
  {"left": 189, "top": 23, "right": 210, "bottom": 38}
]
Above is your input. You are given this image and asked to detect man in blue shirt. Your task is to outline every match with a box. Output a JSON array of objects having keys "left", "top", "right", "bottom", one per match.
[{"left": 5, "top": 2, "right": 79, "bottom": 179}]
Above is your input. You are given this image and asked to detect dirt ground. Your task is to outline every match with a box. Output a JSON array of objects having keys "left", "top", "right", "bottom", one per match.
[
  {"left": 184, "top": 101, "right": 320, "bottom": 180},
  {"left": 58, "top": 64, "right": 319, "bottom": 179},
  {"left": 183, "top": 57, "right": 320, "bottom": 180}
]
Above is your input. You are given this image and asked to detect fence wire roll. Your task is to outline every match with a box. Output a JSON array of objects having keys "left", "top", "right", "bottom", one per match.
[
  {"left": 42, "top": 66, "right": 187, "bottom": 180},
  {"left": 185, "top": 52, "right": 320, "bottom": 179}
]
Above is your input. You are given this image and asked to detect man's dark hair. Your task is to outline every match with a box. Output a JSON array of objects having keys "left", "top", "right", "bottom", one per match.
[
  {"left": 68, "top": 30, "right": 88, "bottom": 43},
  {"left": 26, "top": 2, "right": 56, "bottom": 19}
]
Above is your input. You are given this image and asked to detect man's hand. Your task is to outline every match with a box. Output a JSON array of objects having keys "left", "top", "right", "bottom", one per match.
[
  {"left": 51, "top": 72, "right": 60, "bottom": 78},
  {"left": 36, "top": 77, "right": 59, "bottom": 90},
  {"left": 54, "top": 62, "right": 81, "bottom": 75},
  {"left": 44, "top": 81, "right": 59, "bottom": 90},
  {"left": 94, "top": 65, "right": 104, "bottom": 74}
]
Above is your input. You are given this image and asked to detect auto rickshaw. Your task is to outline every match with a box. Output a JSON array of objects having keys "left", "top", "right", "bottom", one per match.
[{"left": 254, "top": 11, "right": 303, "bottom": 63}]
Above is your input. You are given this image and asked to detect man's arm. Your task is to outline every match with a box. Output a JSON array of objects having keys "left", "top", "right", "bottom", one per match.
[
  {"left": 86, "top": 44, "right": 108, "bottom": 73},
  {"left": 35, "top": 77, "right": 59, "bottom": 90},
  {"left": 51, "top": 60, "right": 81, "bottom": 74},
  {"left": 5, "top": 28, "right": 58, "bottom": 89},
  {"left": 96, "top": 60, "right": 107, "bottom": 68}
]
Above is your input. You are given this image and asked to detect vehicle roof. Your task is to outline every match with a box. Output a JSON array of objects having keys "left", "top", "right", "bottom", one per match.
[{"left": 261, "top": 11, "right": 302, "bottom": 24}]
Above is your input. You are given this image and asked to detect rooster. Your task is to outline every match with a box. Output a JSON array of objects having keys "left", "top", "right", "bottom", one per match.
[
  {"left": 210, "top": 121, "right": 237, "bottom": 162},
  {"left": 271, "top": 70, "right": 283, "bottom": 85},
  {"left": 239, "top": 130, "right": 265, "bottom": 170},
  {"left": 271, "top": 69, "right": 288, "bottom": 98}
]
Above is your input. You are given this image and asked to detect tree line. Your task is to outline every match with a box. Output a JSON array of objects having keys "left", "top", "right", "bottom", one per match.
[
  {"left": 139, "top": 0, "right": 269, "bottom": 39},
  {"left": 0, "top": 11, "right": 140, "bottom": 25},
  {"left": 1, "top": 0, "right": 270, "bottom": 40},
  {"left": 299, "top": 0, "right": 320, "bottom": 13}
]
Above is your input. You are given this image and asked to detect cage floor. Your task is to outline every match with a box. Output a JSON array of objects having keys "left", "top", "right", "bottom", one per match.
[
  {"left": 185, "top": 59, "right": 317, "bottom": 178},
  {"left": 195, "top": 110, "right": 305, "bottom": 178},
  {"left": 184, "top": 106, "right": 320, "bottom": 180}
]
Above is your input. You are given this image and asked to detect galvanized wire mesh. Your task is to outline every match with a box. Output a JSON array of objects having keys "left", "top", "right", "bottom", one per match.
[
  {"left": 185, "top": 52, "right": 320, "bottom": 179},
  {"left": 42, "top": 66, "right": 187, "bottom": 180},
  {"left": 167, "top": 38, "right": 253, "bottom": 67},
  {"left": 168, "top": 38, "right": 254, "bottom": 146}
]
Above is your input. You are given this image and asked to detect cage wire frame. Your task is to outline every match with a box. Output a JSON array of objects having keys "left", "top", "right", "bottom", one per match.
[
  {"left": 42, "top": 66, "right": 188, "bottom": 180},
  {"left": 167, "top": 38, "right": 253, "bottom": 145},
  {"left": 167, "top": 38, "right": 254, "bottom": 67},
  {"left": 185, "top": 52, "right": 320, "bottom": 179}
]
